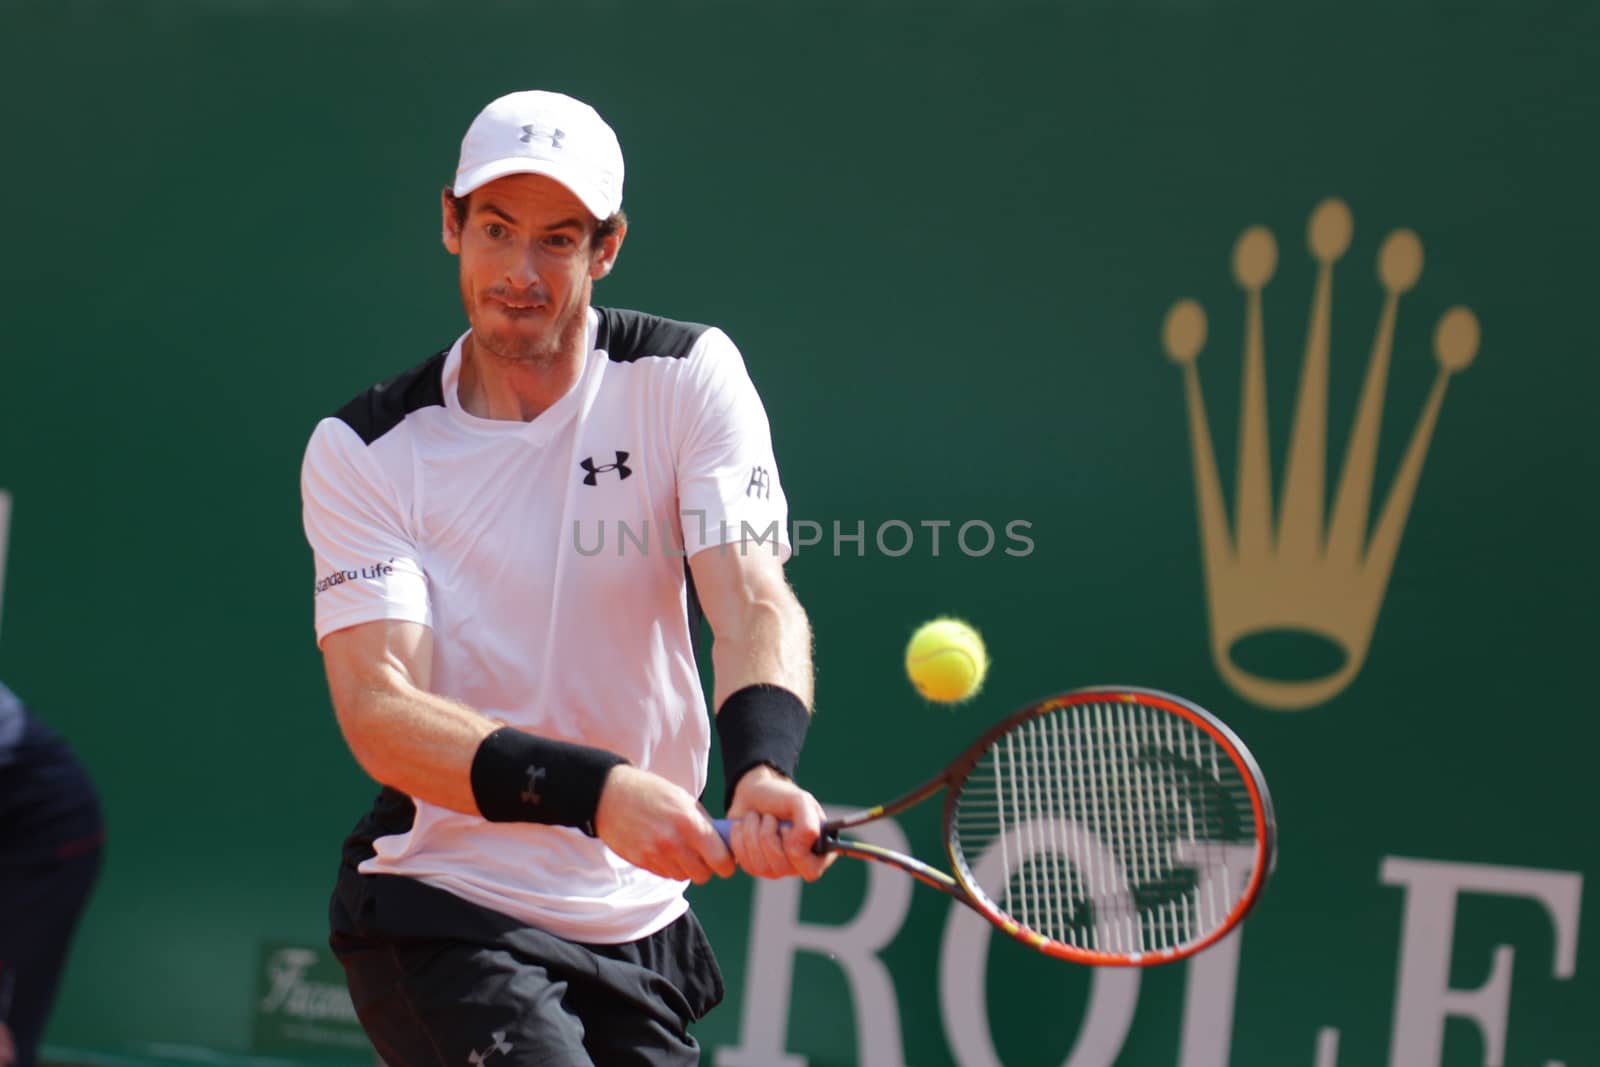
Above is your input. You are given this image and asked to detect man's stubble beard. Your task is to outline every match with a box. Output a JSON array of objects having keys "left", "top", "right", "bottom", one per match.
[{"left": 469, "top": 280, "right": 593, "bottom": 371}]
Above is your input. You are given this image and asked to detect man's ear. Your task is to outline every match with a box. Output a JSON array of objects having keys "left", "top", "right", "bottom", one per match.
[
  {"left": 591, "top": 221, "right": 627, "bottom": 280},
  {"left": 441, "top": 188, "right": 463, "bottom": 254}
]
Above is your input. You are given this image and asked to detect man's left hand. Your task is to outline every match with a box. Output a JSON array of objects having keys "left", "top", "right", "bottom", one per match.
[{"left": 726, "top": 765, "right": 835, "bottom": 881}]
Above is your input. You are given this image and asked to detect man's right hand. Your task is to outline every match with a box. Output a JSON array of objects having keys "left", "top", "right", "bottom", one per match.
[{"left": 594, "top": 764, "right": 736, "bottom": 885}]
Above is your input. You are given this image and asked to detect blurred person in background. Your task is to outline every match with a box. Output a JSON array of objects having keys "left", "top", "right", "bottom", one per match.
[{"left": 0, "top": 680, "right": 103, "bottom": 1067}]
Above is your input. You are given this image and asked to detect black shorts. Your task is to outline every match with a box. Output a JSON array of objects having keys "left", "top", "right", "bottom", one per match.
[{"left": 329, "top": 865, "right": 724, "bottom": 1067}]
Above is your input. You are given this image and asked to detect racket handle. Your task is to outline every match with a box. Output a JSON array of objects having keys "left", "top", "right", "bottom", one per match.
[
  {"left": 710, "top": 817, "right": 831, "bottom": 855},
  {"left": 711, "top": 816, "right": 776, "bottom": 847}
]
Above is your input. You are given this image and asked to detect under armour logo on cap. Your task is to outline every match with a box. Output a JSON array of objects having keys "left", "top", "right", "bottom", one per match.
[
  {"left": 579, "top": 451, "right": 632, "bottom": 485},
  {"left": 519, "top": 123, "right": 565, "bottom": 149}
]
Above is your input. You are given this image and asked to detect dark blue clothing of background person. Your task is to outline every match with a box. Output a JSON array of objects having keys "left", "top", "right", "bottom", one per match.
[{"left": 0, "top": 681, "right": 103, "bottom": 1067}]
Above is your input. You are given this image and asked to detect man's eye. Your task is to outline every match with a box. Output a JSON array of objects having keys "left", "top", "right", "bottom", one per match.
[
  {"left": 484, "top": 223, "right": 508, "bottom": 240},
  {"left": 545, "top": 234, "right": 574, "bottom": 249}
]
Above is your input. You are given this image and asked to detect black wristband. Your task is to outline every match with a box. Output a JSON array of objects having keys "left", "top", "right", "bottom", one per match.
[
  {"left": 469, "top": 727, "right": 629, "bottom": 837},
  {"left": 716, "top": 683, "right": 810, "bottom": 811}
]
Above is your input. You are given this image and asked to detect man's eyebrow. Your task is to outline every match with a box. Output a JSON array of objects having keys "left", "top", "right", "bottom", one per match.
[
  {"left": 472, "top": 204, "right": 584, "bottom": 233},
  {"left": 475, "top": 202, "right": 518, "bottom": 224}
]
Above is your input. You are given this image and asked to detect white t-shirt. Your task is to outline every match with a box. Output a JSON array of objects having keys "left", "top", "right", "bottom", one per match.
[{"left": 300, "top": 307, "right": 790, "bottom": 944}]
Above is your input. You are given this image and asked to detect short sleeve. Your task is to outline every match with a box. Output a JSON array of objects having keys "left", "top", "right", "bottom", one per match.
[
  {"left": 674, "top": 329, "right": 791, "bottom": 560},
  {"left": 300, "top": 418, "right": 432, "bottom": 644}
]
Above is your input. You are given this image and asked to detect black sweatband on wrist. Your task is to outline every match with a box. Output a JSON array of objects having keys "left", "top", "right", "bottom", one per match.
[
  {"left": 716, "top": 683, "right": 811, "bottom": 811},
  {"left": 470, "top": 726, "right": 629, "bottom": 837}
]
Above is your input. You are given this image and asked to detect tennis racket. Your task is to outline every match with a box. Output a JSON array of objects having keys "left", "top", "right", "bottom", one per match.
[{"left": 714, "top": 685, "right": 1276, "bottom": 966}]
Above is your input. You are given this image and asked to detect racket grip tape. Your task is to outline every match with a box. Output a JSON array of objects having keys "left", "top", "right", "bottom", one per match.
[{"left": 710, "top": 817, "right": 831, "bottom": 855}]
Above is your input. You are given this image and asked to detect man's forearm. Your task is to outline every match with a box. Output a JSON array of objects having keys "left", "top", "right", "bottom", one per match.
[
  {"left": 708, "top": 591, "right": 814, "bottom": 709},
  {"left": 335, "top": 678, "right": 501, "bottom": 815}
]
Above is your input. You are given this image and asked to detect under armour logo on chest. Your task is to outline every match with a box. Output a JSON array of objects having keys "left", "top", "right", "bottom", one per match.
[
  {"left": 468, "top": 1031, "right": 513, "bottom": 1066},
  {"left": 580, "top": 452, "right": 632, "bottom": 485}
]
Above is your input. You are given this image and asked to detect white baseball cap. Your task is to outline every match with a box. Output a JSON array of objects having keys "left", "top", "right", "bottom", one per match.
[{"left": 452, "top": 90, "right": 625, "bottom": 220}]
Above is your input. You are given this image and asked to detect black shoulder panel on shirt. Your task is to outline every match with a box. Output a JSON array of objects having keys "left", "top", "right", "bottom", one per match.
[
  {"left": 332, "top": 347, "right": 450, "bottom": 445},
  {"left": 595, "top": 307, "right": 710, "bottom": 363}
]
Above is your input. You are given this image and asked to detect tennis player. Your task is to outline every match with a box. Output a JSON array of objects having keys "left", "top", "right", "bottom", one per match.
[{"left": 300, "top": 90, "right": 830, "bottom": 1065}]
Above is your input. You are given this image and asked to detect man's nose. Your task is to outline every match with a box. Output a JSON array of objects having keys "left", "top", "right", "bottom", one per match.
[{"left": 503, "top": 246, "right": 539, "bottom": 288}]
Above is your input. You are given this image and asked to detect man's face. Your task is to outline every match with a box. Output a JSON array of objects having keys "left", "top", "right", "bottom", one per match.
[{"left": 441, "top": 173, "right": 624, "bottom": 365}]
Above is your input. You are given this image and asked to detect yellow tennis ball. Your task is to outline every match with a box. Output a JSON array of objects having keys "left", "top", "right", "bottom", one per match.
[{"left": 905, "top": 617, "right": 989, "bottom": 703}]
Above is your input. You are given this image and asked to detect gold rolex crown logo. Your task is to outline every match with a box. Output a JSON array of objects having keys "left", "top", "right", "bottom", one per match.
[{"left": 1162, "top": 199, "right": 1478, "bottom": 711}]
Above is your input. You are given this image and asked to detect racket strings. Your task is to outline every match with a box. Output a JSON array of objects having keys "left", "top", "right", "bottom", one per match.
[{"left": 951, "top": 699, "right": 1260, "bottom": 956}]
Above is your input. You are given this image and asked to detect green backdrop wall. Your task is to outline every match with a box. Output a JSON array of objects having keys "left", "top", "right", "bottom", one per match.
[{"left": 1, "top": 2, "right": 1595, "bottom": 1065}]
